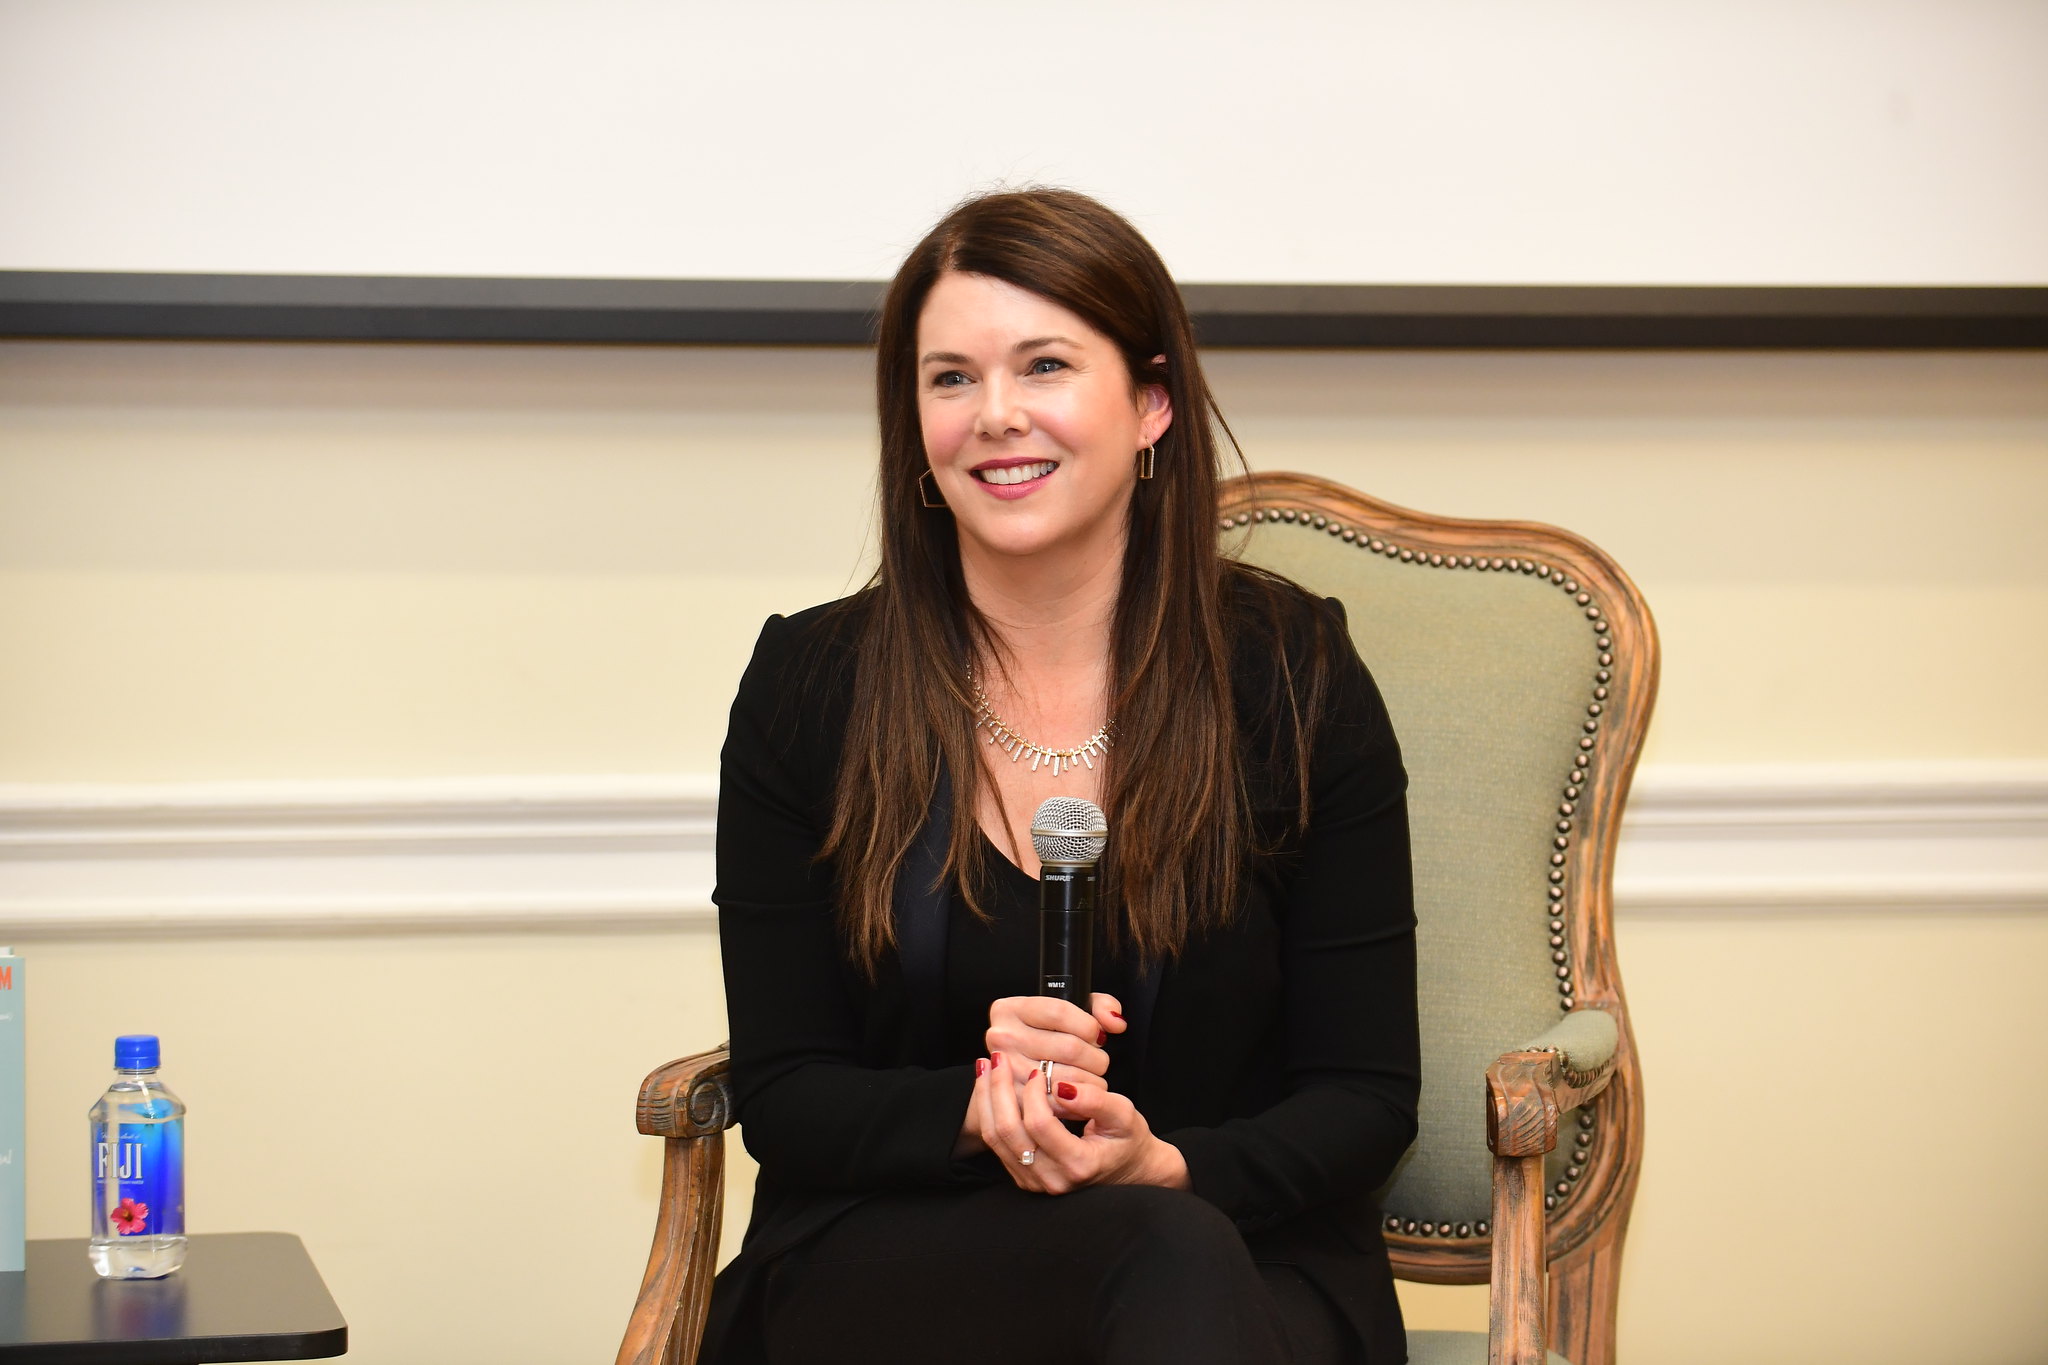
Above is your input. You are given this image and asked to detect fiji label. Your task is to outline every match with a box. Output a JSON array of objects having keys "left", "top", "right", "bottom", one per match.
[{"left": 90, "top": 1119, "right": 184, "bottom": 1238}]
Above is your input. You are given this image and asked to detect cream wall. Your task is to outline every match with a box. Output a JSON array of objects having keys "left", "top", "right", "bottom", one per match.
[
  {"left": 4, "top": 341, "right": 2047, "bottom": 1364},
  {"left": 5, "top": 343, "right": 2046, "bottom": 778}
]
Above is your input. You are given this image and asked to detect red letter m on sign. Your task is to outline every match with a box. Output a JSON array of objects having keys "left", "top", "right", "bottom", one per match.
[{"left": 0, "top": 966, "right": 11, "bottom": 989}]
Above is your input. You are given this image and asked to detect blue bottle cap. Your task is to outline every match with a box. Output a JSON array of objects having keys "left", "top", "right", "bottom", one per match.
[{"left": 114, "top": 1034, "right": 160, "bottom": 1070}]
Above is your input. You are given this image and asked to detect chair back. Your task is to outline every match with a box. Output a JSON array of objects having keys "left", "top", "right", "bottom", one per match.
[{"left": 1219, "top": 472, "right": 1652, "bottom": 1283}]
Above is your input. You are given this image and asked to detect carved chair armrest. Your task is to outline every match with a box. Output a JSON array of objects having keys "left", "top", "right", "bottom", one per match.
[
  {"left": 1490, "top": 1008, "right": 1619, "bottom": 1158},
  {"left": 619, "top": 1043, "right": 733, "bottom": 1365},
  {"left": 636, "top": 1044, "right": 734, "bottom": 1139},
  {"left": 1482, "top": 1009, "right": 1620, "bottom": 1365}
]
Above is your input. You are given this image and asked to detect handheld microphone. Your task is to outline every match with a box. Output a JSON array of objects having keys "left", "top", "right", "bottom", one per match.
[{"left": 1031, "top": 797, "right": 1108, "bottom": 1007}]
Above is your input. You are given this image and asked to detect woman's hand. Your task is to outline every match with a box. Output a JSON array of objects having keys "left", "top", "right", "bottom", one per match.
[
  {"left": 953, "top": 993, "right": 1125, "bottom": 1160},
  {"left": 970, "top": 1050, "right": 1190, "bottom": 1194},
  {"left": 984, "top": 992, "right": 1125, "bottom": 1096}
]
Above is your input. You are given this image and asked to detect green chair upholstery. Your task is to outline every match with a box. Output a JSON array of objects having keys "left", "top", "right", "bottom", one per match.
[
  {"left": 1220, "top": 472, "right": 1654, "bottom": 1365},
  {"left": 1408, "top": 1330, "right": 1574, "bottom": 1365},
  {"left": 1235, "top": 511, "right": 1605, "bottom": 1226}
]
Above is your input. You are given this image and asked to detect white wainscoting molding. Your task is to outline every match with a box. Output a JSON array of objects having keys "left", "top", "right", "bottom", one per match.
[
  {"left": 0, "top": 775, "right": 718, "bottom": 937},
  {"left": 1614, "top": 761, "right": 2048, "bottom": 915},
  {"left": 1, "top": 763, "right": 2043, "bottom": 937}
]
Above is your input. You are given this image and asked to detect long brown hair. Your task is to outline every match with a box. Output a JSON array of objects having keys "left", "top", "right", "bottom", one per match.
[{"left": 823, "top": 188, "right": 1320, "bottom": 973}]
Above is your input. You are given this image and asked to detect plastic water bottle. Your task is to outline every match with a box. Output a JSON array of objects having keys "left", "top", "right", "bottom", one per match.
[{"left": 88, "top": 1034, "right": 186, "bottom": 1278}]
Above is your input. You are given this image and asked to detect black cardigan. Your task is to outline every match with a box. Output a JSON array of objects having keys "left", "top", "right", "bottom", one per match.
[{"left": 704, "top": 577, "right": 1420, "bottom": 1362}]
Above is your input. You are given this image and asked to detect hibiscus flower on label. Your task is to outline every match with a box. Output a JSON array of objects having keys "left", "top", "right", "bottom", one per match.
[{"left": 110, "top": 1197, "right": 149, "bottom": 1236}]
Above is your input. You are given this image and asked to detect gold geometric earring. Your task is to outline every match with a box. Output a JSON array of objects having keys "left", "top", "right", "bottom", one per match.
[
  {"left": 1136, "top": 445, "right": 1157, "bottom": 480},
  {"left": 917, "top": 469, "right": 948, "bottom": 509}
]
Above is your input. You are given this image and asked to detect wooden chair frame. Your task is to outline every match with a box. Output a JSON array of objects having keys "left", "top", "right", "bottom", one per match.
[
  {"left": 620, "top": 1045, "right": 731, "bottom": 1365},
  {"left": 619, "top": 472, "right": 1653, "bottom": 1365}
]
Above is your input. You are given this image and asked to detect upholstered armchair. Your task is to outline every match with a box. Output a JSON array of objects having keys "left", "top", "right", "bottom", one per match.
[{"left": 619, "top": 471, "right": 1655, "bottom": 1365}]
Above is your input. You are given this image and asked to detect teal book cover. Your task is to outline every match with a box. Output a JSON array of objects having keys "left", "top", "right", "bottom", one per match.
[{"left": 0, "top": 948, "right": 21, "bottom": 1271}]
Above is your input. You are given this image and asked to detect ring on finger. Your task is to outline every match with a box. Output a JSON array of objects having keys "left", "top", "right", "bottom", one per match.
[
  {"left": 1019, "top": 1149, "right": 1037, "bottom": 1166},
  {"left": 1039, "top": 1059, "right": 1054, "bottom": 1096}
]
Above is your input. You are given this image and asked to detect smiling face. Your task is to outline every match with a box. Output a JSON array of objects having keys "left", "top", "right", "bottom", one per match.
[{"left": 916, "top": 272, "right": 1170, "bottom": 565}]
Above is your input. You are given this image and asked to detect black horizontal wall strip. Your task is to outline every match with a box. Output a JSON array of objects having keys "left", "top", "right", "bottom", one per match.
[
  {"left": 2, "top": 272, "right": 2044, "bottom": 348},
  {"left": 0, "top": 274, "right": 887, "bottom": 346}
]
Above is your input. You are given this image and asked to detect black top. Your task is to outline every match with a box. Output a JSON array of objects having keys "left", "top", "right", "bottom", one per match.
[
  {"left": 704, "top": 573, "right": 1420, "bottom": 1363},
  {"left": 939, "top": 842, "right": 1036, "bottom": 1066}
]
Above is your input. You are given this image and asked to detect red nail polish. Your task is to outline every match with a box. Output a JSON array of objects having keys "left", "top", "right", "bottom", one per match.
[
  {"left": 991, "top": 1051, "right": 1003, "bottom": 1068},
  {"left": 1057, "top": 1082, "right": 1077, "bottom": 1101},
  {"left": 975, "top": 1058, "right": 990, "bottom": 1077},
  {"left": 1097, "top": 1030, "right": 1108, "bottom": 1046},
  {"left": 1111, "top": 1011, "right": 1124, "bottom": 1021}
]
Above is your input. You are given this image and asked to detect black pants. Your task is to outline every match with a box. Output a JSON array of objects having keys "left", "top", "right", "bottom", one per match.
[{"left": 756, "top": 1182, "right": 1364, "bottom": 1365}]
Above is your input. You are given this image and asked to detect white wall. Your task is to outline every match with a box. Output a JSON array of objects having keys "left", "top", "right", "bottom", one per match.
[{"left": 3, "top": 0, "right": 2045, "bottom": 283}]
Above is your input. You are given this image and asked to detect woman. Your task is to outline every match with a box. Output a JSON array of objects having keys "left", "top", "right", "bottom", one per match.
[{"left": 705, "top": 189, "right": 1419, "bottom": 1364}]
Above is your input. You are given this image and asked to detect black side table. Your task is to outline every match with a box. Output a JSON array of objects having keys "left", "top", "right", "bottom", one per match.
[{"left": 0, "top": 1232, "right": 346, "bottom": 1363}]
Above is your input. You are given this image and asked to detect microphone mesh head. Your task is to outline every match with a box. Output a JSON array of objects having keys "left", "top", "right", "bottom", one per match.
[{"left": 1031, "top": 797, "right": 1108, "bottom": 866}]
